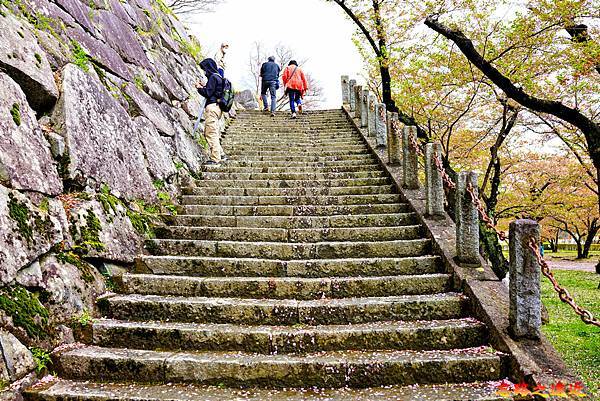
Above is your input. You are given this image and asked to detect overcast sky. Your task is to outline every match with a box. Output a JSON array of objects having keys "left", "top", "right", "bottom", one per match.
[{"left": 187, "top": 0, "right": 365, "bottom": 108}]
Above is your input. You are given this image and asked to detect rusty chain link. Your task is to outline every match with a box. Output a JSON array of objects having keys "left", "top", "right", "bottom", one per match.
[
  {"left": 466, "top": 182, "right": 508, "bottom": 241},
  {"left": 403, "top": 134, "right": 598, "bottom": 327},
  {"left": 529, "top": 238, "right": 600, "bottom": 327},
  {"left": 433, "top": 153, "right": 457, "bottom": 190},
  {"left": 408, "top": 130, "right": 424, "bottom": 157}
]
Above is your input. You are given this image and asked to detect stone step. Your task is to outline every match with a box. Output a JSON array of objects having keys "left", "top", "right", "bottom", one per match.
[
  {"left": 54, "top": 346, "right": 503, "bottom": 388},
  {"left": 116, "top": 273, "right": 451, "bottom": 299},
  {"left": 177, "top": 203, "right": 408, "bottom": 217},
  {"left": 88, "top": 318, "right": 485, "bottom": 354},
  {"left": 181, "top": 184, "right": 396, "bottom": 197},
  {"left": 163, "top": 213, "right": 417, "bottom": 229},
  {"left": 145, "top": 238, "right": 431, "bottom": 259},
  {"left": 201, "top": 171, "right": 387, "bottom": 182},
  {"left": 227, "top": 154, "right": 373, "bottom": 162},
  {"left": 225, "top": 133, "right": 360, "bottom": 140},
  {"left": 99, "top": 293, "right": 465, "bottom": 325},
  {"left": 222, "top": 138, "right": 363, "bottom": 146},
  {"left": 224, "top": 143, "right": 367, "bottom": 152},
  {"left": 218, "top": 159, "right": 378, "bottom": 168},
  {"left": 155, "top": 225, "right": 422, "bottom": 243},
  {"left": 136, "top": 255, "right": 442, "bottom": 278},
  {"left": 202, "top": 164, "right": 383, "bottom": 174},
  {"left": 179, "top": 194, "right": 400, "bottom": 207},
  {"left": 226, "top": 150, "right": 370, "bottom": 158},
  {"left": 192, "top": 177, "right": 390, "bottom": 188},
  {"left": 25, "top": 379, "right": 508, "bottom": 401}
]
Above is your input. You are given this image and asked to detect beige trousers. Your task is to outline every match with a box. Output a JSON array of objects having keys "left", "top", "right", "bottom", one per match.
[{"left": 204, "top": 103, "right": 223, "bottom": 162}]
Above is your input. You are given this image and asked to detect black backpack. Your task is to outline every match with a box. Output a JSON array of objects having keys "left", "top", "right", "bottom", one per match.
[{"left": 218, "top": 77, "right": 235, "bottom": 112}]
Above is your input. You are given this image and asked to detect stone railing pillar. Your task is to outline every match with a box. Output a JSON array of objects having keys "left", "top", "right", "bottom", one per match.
[
  {"left": 375, "top": 103, "right": 387, "bottom": 148},
  {"left": 402, "top": 125, "right": 419, "bottom": 189},
  {"left": 360, "top": 89, "right": 369, "bottom": 128},
  {"left": 456, "top": 171, "right": 480, "bottom": 266},
  {"left": 354, "top": 85, "right": 363, "bottom": 120},
  {"left": 341, "top": 76, "right": 350, "bottom": 105},
  {"left": 387, "top": 112, "right": 401, "bottom": 165},
  {"left": 425, "top": 143, "right": 444, "bottom": 218},
  {"left": 509, "top": 219, "right": 542, "bottom": 339},
  {"left": 367, "top": 95, "right": 377, "bottom": 137},
  {"left": 349, "top": 79, "right": 357, "bottom": 111}
]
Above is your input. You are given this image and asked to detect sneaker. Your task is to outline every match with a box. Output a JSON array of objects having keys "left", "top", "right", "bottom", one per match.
[
  {"left": 221, "top": 154, "right": 230, "bottom": 162},
  {"left": 271, "top": 112, "right": 276, "bottom": 117},
  {"left": 262, "top": 108, "right": 269, "bottom": 113},
  {"left": 205, "top": 160, "right": 220, "bottom": 166},
  {"left": 291, "top": 112, "right": 297, "bottom": 119}
]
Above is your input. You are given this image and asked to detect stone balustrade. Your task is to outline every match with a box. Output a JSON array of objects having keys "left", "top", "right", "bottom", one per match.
[{"left": 342, "top": 76, "right": 544, "bottom": 342}]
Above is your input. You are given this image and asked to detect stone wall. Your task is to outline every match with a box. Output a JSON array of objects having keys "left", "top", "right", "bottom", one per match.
[{"left": 0, "top": 0, "right": 209, "bottom": 390}]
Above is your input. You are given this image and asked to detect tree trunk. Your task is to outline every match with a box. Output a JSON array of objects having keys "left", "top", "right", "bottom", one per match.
[
  {"left": 379, "top": 65, "right": 397, "bottom": 113},
  {"left": 576, "top": 239, "right": 584, "bottom": 259},
  {"left": 582, "top": 222, "right": 599, "bottom": 259}
]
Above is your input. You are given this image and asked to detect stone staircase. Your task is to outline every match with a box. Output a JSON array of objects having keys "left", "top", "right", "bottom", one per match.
[{"left": 27, "top": 110, "right": 508, "bottom": 400}]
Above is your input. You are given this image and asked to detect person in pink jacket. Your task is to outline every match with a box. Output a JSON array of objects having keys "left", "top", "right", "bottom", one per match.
[{"left": 282, "top": 60, "right": 308, "bottom": 118}]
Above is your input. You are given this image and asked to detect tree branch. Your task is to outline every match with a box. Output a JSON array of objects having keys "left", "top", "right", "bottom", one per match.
[{"left": 424, "top": 15, "right": 600, "bottom": 175}]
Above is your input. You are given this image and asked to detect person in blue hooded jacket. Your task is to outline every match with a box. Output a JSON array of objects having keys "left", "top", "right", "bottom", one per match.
[{"left": 197, "top": 58, "right": 227, "bottom": 165}]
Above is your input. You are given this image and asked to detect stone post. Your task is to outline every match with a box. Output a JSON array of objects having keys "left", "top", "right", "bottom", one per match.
[
  {"left": 367, "top": 95, "right": 377, "bottom": 137},
  {"left": 360, "top": 89, "right": 369, "bottom": 128},
  {"left": 341, "top": 76, "right": 350, "bottom": 105},
  {"left": 402, "top": 125, "right": 419, "bottom": 189},
  {"left": 375, "top": 103, "right": 387, "bottom": 148},
  {"left": 425, "top": 143, "right": 445, "bottom": 218},
  {"left": 509, "top": 219, "right": 542, "bottom": 339},
  {"left": 387, "top": 112, "right": 401, "bottom": 165},
  {"left": 349, "top": 79, "right": 357, "bottom": 112},
  {"left": 456, "top": 171, "right": 480, "bottom": 266},
  {"left": 354, "top": 85, "right": 363, "bottom": 120}
]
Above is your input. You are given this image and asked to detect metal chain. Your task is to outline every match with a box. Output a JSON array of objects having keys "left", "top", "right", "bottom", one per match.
[
  {"left": 408, "top": 131, "right": 424, "bottom": 156},
  {"left": 466, "top": 182, "right": 508, "bottom": 241},
  {"left": 529, "top": 238, "right": 600, "bottom": 327},
  {"left": 407, "top": 140, "right": 598, "bottom": 327},
  {"left": 433, "top": 152, "right": 457, "bottom": 190}
]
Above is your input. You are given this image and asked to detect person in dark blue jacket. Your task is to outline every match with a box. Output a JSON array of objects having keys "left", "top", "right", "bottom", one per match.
[
  {"left": 197, "top": 58, "right": 226, "bottom": 165},
  {"left": 260, "top": 56, "right": 281, "bottom": 116}
]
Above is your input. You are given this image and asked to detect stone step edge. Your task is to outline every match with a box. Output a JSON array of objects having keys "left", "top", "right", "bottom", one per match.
[
  {"left": 53, "top": 346, "right": 505, "bottom": 389},
  {"left": 25, "top": 379, "right": 508, "bottom": 401},
  {"left": 115, "top": 273, "right": 452, "bottom": 299}
]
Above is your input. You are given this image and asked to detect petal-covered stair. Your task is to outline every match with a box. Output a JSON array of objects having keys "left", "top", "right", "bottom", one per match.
[{"left": 27, "top": 110, "right": 508, "bottom": 400}]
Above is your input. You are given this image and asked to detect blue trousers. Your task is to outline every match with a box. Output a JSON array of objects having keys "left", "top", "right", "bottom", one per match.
[
  {"left": 288, "top": 89, "right": 302, "bottom": 113},
  {"left": 261, "top": 80, "right": 278, "bottom": 112}
]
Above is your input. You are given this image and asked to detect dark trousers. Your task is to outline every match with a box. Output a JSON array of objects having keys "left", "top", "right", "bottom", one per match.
[{"left": 288, "top": 89, "right": 302, "bottom": 113}]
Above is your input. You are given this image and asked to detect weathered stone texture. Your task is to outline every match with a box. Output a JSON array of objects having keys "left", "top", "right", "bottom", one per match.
[
  {"left": 456, "top": 171, "right": 480, "bottom": 266},
  {"left": 0, "top": 330, "right": 35, "bottom": 382},
  {"left": 96, "top": 10, "right": 151, "bottom": 69},
  {"left": 54, "top": 0, "right": 97, "bottom": 35},
  {"left": 70, "top": 200, "right": 144, "bottom": 264},
  {"left": 509, "top": 219, "right": 542, "bottom": 339},
  {"left": 134, "top": 116, "right": 178, "bottom": 181},
  {"left": 39, "top": 254, "right": 106, "bottom": 325},
  {"left": 125, "top": 84, "right": 176, "bottom": 137},
  {"left": 53, "top": 65, "right": 156, "bottom": 200},
  {"left": 235, "top": 90, "right": 259, "bottom": 110},
  {"left": 0, "top": 186, "right": 66, "bottom": 284},
  {"left": 0, "top": 13, "right": 59, "bottom": 112},
  {"left": 0, "top": 73, "right": 62, "bottom": 195},
  {"left": 68, "top": 27, "right": 133, "bottom": 81}
]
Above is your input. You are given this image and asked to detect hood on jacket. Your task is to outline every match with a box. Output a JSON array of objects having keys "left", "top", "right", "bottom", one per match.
[{"left": 200, "top": 58, "right": 219, "bottom": 76}]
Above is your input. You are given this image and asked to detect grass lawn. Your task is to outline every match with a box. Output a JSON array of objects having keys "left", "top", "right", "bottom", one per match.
[{"left": 541, "top": 270, "right": 600, "bottom": 396}]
